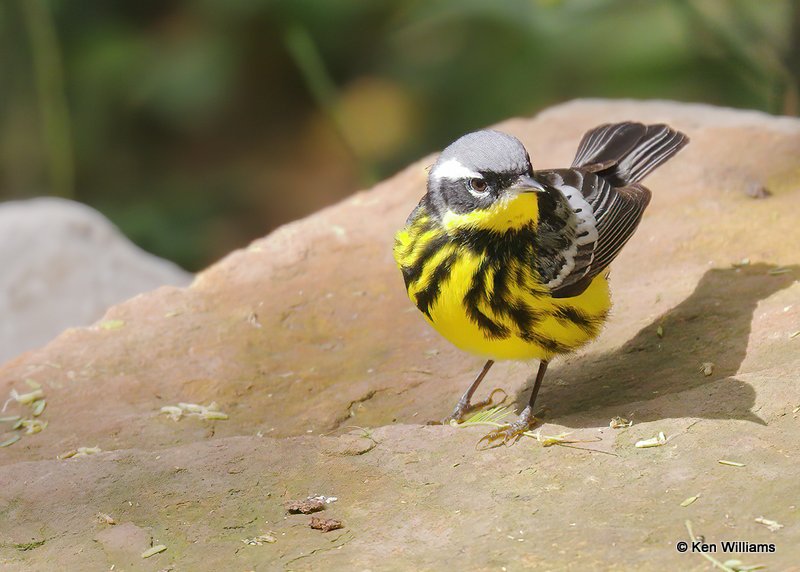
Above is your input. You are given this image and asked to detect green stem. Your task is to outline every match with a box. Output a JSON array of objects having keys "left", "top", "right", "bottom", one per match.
[
  {"left": 671, "top": 0, "right": 794, "bottom": 114},
  {"left": 21, "top": 0, "right": 74, "bottom": 198},
  {"left": 283, "top": 23, "right": 377, "bottom": 185},
  {"left": 684, "top": 520, "right": 737, "bottom": 572}
]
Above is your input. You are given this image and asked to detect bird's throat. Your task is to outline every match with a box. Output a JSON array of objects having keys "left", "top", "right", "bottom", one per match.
[{"left": 441, "top": 193, "right": 540, "bottom": 233}]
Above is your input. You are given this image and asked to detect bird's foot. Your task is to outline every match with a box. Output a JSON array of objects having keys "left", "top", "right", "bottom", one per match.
[
  {"left": 478, "top": 405, "right": 540, "bottom": 448},
  {"left": 441, "top": 388, "right": 507, "bottom": 425}
]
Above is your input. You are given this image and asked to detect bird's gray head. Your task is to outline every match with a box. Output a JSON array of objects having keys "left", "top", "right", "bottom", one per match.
[{"left": 426, "top": 130, "right": 544, "bottom": 217}]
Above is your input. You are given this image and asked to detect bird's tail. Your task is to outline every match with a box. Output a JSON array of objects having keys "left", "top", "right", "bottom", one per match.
[{"left": 571, "top": 122, "right": 689, "bottom": 186}]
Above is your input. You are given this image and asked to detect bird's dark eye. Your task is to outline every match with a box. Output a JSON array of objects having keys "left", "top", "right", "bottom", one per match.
[{"left": 469, "top": 178, "right": 488, "bottom": 193}]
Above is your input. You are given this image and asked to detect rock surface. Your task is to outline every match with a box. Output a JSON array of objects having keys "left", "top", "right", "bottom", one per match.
[
  {"left": 1, "top": 100, "right": 799, "bottom": 571},
  {"left": 0, "top": 198, "right": 192, "bottom": 363}
]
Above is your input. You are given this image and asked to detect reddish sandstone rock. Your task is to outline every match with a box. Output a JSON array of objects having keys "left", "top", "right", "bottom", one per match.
[{"left": 1, "top": 100, "right": 798, "bottom": 571}]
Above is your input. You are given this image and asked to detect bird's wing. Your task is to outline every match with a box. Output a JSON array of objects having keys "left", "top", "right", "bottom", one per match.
[{"left": 535, "top": 168, "right": 651, "bottom": 298}]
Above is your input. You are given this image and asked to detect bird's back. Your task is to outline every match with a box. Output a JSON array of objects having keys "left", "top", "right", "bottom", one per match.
[{"left": 532, "top": 123, "right": 688, "bottom": 299}]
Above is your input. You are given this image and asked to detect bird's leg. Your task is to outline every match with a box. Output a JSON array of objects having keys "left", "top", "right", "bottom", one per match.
[
  {"left": 443, "top": 360, "right": 505, "bottom": 423},
  {"left": 480, "top": 360, "right": 549, "bottom": 446}
]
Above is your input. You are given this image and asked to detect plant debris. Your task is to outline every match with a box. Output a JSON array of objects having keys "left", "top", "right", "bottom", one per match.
[
  {"left": 141, "top": 544, "right": 167, "bottom": 558},
  {"left": 732, "top": 258, "right": 751, "bottom": 268},
  {"left": 159, "top": 402, "right": 229, "bottom": 422},
  {"left": 309, "top": 517, "right": 343, "bottom": 532},
  {"left": 14, "top": 540, "right": 45, "bottom": 551},
  {"left": 95, "top": 512, "right": 116, "bottom": 525},
  {"left": 718, "top": 459, "right": 745, "bottom": 467},
  {"left": 307, "top": 495, "right": 338, "bottom": 504},
  {"left": 98, "top": 319, "right": 126, "bottom": 330},
  {"left": 754, "top": 517, "right": 783, "bottom": 532},
  {"left": 635, "top": 432, "right": 667, "bottom": 448},
  {"left": 685, "top": 520, "right": 764, "bottom": 572},
  {"left": 20, "top": 419, "right": 47, "bottom": 435},
  {"left": 531, "top": 431, "right": 574, "bottom": 447},
  {"left": 9, "top": 388, "right": 45, "bottom": 406},
  {"left": 680, "top": 494, "right": 700, "bottom": 507},
  {"left": 767, "top": 266, "right": 791, "bottom": 275},
  {"left": 700, "top": 362, "right": 715, "bottom": 377},
  {"left": 790, "top": 330, "right": 800, "bottom": 340},
  {"left": 1, "top": 386, "right": 50, "bottom": 446},
  {"left": 0, "top": 434, "right": 21, "bottom": 447},
  {"left": 32, "top": 399, "right": 47, "bottom": 417},
  {"left": 286, "top": 498, "right": 325, "bottom": 514},
  {"left": 452, "top": 404, "right": 511, "bottom": 427},
  {"left": 456, "top": 405, "right": 614, "bottom": 454},
  {"left": 656, "top": 325, "right": 664, "bottom": 338},
  {"left": 609, "top": 416, "right": 632, "bottom": 429},
  {"left": 59, "top": 446, "right": 102, "bottom": 459},
  {"left": 722, "top": 560, "right": 766, "bottom": 571},
  {"left": 242, "top": 533, "right": 277, "bottom": 545}
]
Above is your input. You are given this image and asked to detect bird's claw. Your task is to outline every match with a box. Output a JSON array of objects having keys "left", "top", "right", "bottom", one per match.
[
  {"left": 443, "top": 388, "right": 507, "bottom": 425},
  {"left": 477, "top": 411, "right": 540, "bottom": 448}
]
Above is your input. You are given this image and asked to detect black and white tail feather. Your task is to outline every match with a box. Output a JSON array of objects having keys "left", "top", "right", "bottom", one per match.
[
  {"left": 537, "top": 122, "right": 689, "bottom": 298},
  {"left": 572, "top": 122, "right": 688, "bottom": 186}
]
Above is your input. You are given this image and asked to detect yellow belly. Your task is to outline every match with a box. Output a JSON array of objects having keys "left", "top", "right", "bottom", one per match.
[{"left": 413, "top": 251, "right": 611, "bottom": 361}]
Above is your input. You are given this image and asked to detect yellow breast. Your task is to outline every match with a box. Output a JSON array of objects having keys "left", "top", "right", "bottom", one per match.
[
  {"left": 421, "top": 252, "right": 610, "bottom": 360},
  {"left": 394, "top": 200, "right": 612, "bottom": 362}
]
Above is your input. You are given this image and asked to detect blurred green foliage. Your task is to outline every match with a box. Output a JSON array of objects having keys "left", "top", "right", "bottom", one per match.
[{"left": 1, "top": 0, "right": 797, "bottom": 269}]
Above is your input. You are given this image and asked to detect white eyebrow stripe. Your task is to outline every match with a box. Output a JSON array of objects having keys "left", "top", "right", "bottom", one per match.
[{"left": 431, "top": 159, "right": 482, "bottom": 181}]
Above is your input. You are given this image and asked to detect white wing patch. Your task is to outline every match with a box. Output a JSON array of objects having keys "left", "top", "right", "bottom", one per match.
[
  {"left": 430, "top": 158, "right": 482, "bottom": 182},
  {"left": 544, "top": 172, "right": 599, "bottom": 289}
]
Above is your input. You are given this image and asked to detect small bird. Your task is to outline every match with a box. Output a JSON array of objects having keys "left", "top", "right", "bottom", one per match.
[{"left": 394, "top": 122, "right": 688, "bottom": 444}]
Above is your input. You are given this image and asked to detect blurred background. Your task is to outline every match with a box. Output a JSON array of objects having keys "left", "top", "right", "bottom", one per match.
[{"left": 1, "top": 0, "right": 798, "bottom": 271}]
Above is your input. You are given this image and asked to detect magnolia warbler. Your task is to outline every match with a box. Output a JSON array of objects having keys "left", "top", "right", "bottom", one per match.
[{"left": 394, "top": 122, "right": 688, "bottom": 444}]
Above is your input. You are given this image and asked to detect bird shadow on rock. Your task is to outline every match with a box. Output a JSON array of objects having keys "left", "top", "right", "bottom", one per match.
[{"left": 513, "top": 263, "right": 798, "bottom": 428}]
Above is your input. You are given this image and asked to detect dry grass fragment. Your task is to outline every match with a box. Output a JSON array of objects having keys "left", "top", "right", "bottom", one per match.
[
  {"left": 754, "top": 516, "right": 783, "bottom": 532},
  {"left": 159, "top": 402, "right": 229, "bottom": 422},
  {"left": 635, "top": 432, "right": 667, "bottom": 448},
  {"left": 0, "top": 434, "right": 20, "bottom": 447},
  {"left": 242, "top": 533, "right": 276, "bottom": 545},
  {"left": 98, "top": 319, "right": 125, "bottom": 330},
  {"left": 59, "top": 446, "right": 102, "bottom": 459},
  {"left": 95, "top": 513, "right": 116, "bottom": 525},
  {"left": 685, "top": 520, "right": 765, "bottom": 572},
  {"left": 32, "top": 399, "right": 46, "bottom": 416},
  {"left": 1, "top": 386, "right": 50, "bottom": 446},
  {"left": 454, "top": 405, "right": 614, "bottom": 454},
  {"left": 141, "top": 544, "right": 167, "bottom": 558},
  {"left": 609, "top": 416, "right": 632, "bottom": 429},
  {"left": 680, "top": 494, "right": 700, "bottom": 507},
  {"left": 20, "top": 419, "right": 47, "bottom": 435}
]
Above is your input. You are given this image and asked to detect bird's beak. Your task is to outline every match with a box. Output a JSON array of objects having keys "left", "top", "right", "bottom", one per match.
[{"left": 510, "top": 174, "right": 546, "bottom": 193}]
